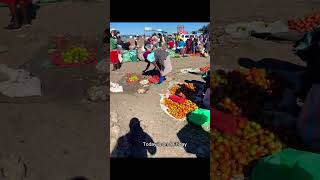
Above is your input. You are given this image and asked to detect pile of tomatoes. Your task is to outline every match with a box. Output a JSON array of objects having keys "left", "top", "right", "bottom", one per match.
[
  {"left": 163, "top": 83, "right": 199, "bottom": 119},
  {"left": 211, "top": 121, "right": 283, "bottom": 180},
  {"left": 288, "top": 12, "right": 320, "bottom": 32}
]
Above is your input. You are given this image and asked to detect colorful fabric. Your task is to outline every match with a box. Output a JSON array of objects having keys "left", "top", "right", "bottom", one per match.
[
  {"left": 178, "top": 41, "right": 185, "bottom": 47},
  {"left": 168, "top": 41, "right": 175, "bottom": 49},
  {"left": 143, "top": 51, "right": 151, "bottom": 60},
  {"left": 147, "top": 52, "right": 155, "bottom": 62},
  {"left": 110, "top": 50, "right": 120, "bottom": 64},
  {"left": 110, "top": 38, "right": 117, "bottom": 50}
]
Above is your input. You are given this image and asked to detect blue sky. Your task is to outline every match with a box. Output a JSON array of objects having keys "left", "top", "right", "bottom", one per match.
[{"left": 110, "top": 22, "right": 209, "bottom": 35}]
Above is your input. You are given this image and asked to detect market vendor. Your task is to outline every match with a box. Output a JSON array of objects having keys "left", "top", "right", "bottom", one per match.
[
  {"left": 154, "top": 43, "right": 172, "bottom": 82},
  {"left": 110, "top": 30, "right": 122, "bottom": 71}
]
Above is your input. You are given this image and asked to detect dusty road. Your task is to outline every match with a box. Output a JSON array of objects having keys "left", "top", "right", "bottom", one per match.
[
  {"left": 110, "top": 57, "right": 210, "bottom": 158},
  {"left": 0, "top": 1, "right": 109, "bottom": 180}
]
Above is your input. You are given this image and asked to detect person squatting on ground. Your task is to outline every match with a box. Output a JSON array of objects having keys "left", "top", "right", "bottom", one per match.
[{"left": 1, "top": 0, "right": 32, "bottom": 30}]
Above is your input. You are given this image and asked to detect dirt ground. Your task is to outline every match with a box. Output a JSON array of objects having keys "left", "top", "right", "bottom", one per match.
[
  {"left": 0, "top": 1, "right": 109, "bottom": 180},
  {"left": 212, "top": 0, "right": 320, "bottom": 70},
  {"left": 109, "top": 56, "right": 210, "bottom": 158}
]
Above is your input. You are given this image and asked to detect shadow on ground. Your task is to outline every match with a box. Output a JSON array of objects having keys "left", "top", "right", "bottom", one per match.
[
  {"left": 177, "top": 123, "right": 210, "bottom": 158},
  {"left": 238, "top": 57, "right": 305, "bottom": 72},
  {"left": 111, "top": 118, "right": 157, "bottom": 158}
]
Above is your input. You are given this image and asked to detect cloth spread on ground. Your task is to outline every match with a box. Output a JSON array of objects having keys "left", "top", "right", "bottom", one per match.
[{"left": 0, "top": 64, "right": 41, "bottom": 97}]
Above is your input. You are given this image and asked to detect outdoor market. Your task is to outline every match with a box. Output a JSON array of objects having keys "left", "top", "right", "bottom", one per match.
[
  {"left": 0, "top": 1, "right": 108, "bottom": 179},
  {"left": 109, "top": 23, "right": 211, "bottom": 158},
  {"left": 211, "top": 7, "right": 320, "bottom": 180}
]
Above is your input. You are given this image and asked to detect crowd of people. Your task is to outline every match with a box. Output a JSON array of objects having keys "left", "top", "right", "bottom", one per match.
[
  {"left": 109, "top": 29, "right": 210, "bottom": 108},
  {"left": 0, "top": 0, "right": 38, "bottom": 30},
  {"left": 110, "top": 30, "right": 173, "bottom": 84},
  {"left": 109, "top": 30, "right": 210, "bottom": 77}
]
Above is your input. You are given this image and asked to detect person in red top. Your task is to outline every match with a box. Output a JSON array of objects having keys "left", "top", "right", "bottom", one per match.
[
  {"left": 168, "top": 41, "right": 175, "bottom": 49},
  {"left": 1, "top": 0, "right": 31, "bottom": 30}
]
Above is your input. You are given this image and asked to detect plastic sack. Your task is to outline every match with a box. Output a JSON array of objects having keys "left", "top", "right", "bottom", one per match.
[
  {"left": 297, "top": 84, "right": 320, "bottom": 152},
  {"left": 129, "top": 50, "right": 138, "bottom": 62},
  {"left": 251, "top": 148, "right": 320, "bottom": 180},
  {"left": 122, "top": 51, "right": 131, "bottom": 62},
  {"left": 188, "top": 108, "right": 210, "bottom": 126},
  {"left": 167, "top": 49, "right": 175, "bottom": 57},
  {"left": 0, "top": 65, "right": 41, "bottom": 97}
]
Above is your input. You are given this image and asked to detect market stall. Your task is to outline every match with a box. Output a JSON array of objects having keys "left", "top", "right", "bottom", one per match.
[{"left": 210, "top": 68, "right": 291, "bottom": 180}]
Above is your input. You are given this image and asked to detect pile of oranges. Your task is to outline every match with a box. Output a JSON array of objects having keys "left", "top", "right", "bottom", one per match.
[
  {"left": 221, "top": 97, "right": 242, "bottom": 116},
  {"left": 163, "top": 98, "right": 198, "bottom": 119},
  {"left": 211, "top": 121, "right": 283, "bottom": 180},
  {"left": 244, "top": 68, "right": 271, "bottom": 91},
  {"left": 288, "top": 12, "right": 320, "bottom": 32},
  {"left": 163, "top": 83, "right": 199, "bottom": 119},
  {"left": 211, "top": 68, "right": 284, "bottom": 179}
]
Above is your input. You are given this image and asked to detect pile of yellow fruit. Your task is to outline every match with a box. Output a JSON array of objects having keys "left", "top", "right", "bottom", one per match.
[
  {"left": 211, "top": 121, "right": 283, "bottom": 180},
  {"left": 62, "top": 47, "right": 90, "bottom": 64}
]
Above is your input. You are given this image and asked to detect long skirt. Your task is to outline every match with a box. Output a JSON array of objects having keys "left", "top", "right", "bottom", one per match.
[{"left": 110, "top": 50, "right": 120, "bottom": 64}]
